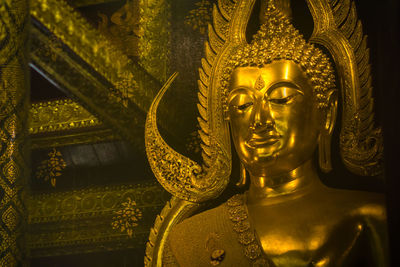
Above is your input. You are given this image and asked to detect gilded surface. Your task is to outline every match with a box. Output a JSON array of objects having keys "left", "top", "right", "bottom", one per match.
[
  {"left": 184, "top": 0, "right": 213, "bottom": 35},
  {"left": 30, "top": 99, "right": 101, "bottom": 135},
  {"left": 145, "top": 73, "right": 231, "bottom": 203},
  {"left": 31, "top": 129, "right": 118, "bottom": 149},
  {"left": 145, "top": 0, "right": 387, "bottom": 266},
  {"left": 35, "top": 148, "right": 67, "bottom": 187},
  {"left": 139, "top": 0, "right": 171, "bottom": 81},
  {"left": 307, "top": 0, "right": 383, "bottom": 176},
  {"left": 30, "top": 0, "right": 140, "bottom": 104},
  {"left": 98, "top": 0, "right": 141, "bottom": 58},
  {"left": 0, "top": 0, "right": 30, "bottom": 264},
  {"left": 30, "top": 24, "right": 145, "bottom": 148},
  {"left": 30, "top": 0, "right": 178, "bottom": 146},
  {"left": 28, "top": 182, "right": 168, "bottom": 257},
  {"left": 111, "top": 197, "right": 143, "bottom": 237},
  {"left": 68, "top": 0, "right": 119, "bottom": 7}
]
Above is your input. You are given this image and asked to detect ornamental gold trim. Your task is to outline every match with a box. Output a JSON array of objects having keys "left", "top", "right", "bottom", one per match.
[
  {"left": 31, "top": 129, "right": 119, "bottom": 149},
  {"left": 30, "top": 0, "right": 178, "bottom": 145},
  {"left": 31, "top": 0, "right": 160, "bottom": 113},
  {"left": 29, "top": 99, "right": 102, "bottom": 135},
  {"left": 68, "top": 0, "right": 119, "bottom": 8},
  {"left": 30, "top": 24, "right": 146, "bottom": 148},
  {"left": 139, "top": 0, "right": 171, "bottom": 81},
  {"left": 28, "top": 182, "right": 169, "bottom": 257}
]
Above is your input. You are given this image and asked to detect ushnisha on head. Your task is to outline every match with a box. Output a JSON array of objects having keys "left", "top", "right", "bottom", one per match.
[{"left": 220, "top": 5, "right": 336, "bottom": 114}]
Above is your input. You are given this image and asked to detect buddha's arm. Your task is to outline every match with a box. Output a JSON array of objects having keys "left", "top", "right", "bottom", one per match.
[
  {"left": 310, "top": 219, "right": 365, "bottom": 267},
  {"left": 363, "top": 205, "right": 389, "bottom": 267},
  {"left": 310, "top": 202, "right": 388, "bottom": 267}
]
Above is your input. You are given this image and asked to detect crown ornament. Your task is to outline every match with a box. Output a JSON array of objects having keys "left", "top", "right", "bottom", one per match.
[{"left": 220, "top": 3, "right": 336, "bottom": 112}]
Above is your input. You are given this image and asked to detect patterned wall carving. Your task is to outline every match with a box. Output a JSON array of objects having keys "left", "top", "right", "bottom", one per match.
[
  {"left": 31, "top": 129, "right": 119, "bottom": 150},
  {"left": 139, "top": 0, "right": 171, "bottom": 82},
  {"left": 31, "top": 0, "right": 163, "bottom": 114},
  {"left": 30, "top": 0, "right": 180, "bottom": 147},
  {"left": 30, "top": 99, "right": 102, "bottom": 135},
  {"left": 30, "top": 24, "right": 146, "bottom": 150},
  {"left": 0, "top": 0, "right": 30, "bottom": 265},
  {"left": 28, "top": 182, "right": 169, "bottom": 257}
]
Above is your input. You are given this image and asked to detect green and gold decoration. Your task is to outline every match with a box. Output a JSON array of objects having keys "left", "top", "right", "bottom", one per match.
[
  {"left": 0, "top": 0, "right": 30, "bottom": 265},
  {"left": 98, "top": 0, "right": 141, "bottom": 58},
  {"left": 108, "top": 72, "right": 140, "bottom": 108},
  {"left": 111, "top": 197, "right": 143, "bottom": 237},
  {"left": 35, "top": 148, "right": 67, "bottom": 187},
  {"left": 184, "top": 0, "right": 213, "bottom": 35}
]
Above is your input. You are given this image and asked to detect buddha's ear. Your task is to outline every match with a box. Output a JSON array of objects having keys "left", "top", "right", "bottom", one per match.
[
  {"left": 224, "top": 108, "right": 230, "bottom": 121},
  {"left": 318, "top": 89, "right": 338, "bottom": 173},
  {"left": 324, "top": 89, "right": 338, "bottom": 135}
]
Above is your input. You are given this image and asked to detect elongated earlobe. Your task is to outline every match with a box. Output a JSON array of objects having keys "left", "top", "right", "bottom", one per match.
[
  {"left": 319, "top": 133, "right": 332, "bottom": 173},
  {"left": 224, "top": 109, "right": 230, "bottom": 121},
  {"left": 318, "top": 90, "right": 337, "bottom": 173},
  {"left": 237, "top": 162, "right": 247, "bottom": 187}
]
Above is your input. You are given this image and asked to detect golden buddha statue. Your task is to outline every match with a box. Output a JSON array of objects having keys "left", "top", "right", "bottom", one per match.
[{"left": 144, "top": 0, "right": 388, "bottom": 266}]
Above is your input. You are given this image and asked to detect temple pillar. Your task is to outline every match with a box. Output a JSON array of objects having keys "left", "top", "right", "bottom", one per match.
[{"left": 0, "top": 0, "right": 30, "bottom": 265}]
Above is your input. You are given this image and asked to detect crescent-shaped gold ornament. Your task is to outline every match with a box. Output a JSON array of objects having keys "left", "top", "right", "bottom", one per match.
[
  {"left": 145, "top": 0, "right": 258, "bottom": 204},
  {"left": 145, "top": 72, "right": 231, "bottom": 203}
]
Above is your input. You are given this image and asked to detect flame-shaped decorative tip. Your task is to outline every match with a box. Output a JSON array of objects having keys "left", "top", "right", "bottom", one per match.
[{"left": 145, "top": 73, "right": 231, "bottom": 203}]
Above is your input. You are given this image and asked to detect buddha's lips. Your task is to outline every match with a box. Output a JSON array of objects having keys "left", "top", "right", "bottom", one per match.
[{"left": 246, "top": 135, "right": 280, "bottom": 148}]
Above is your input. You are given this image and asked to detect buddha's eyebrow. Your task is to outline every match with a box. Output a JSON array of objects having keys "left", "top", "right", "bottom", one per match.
[{"left": 267, "top": 81, "right": 304, "bottom": 95}]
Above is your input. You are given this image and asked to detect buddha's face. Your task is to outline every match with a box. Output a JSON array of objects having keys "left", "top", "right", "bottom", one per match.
[{"left": 227, "top": 60, "right": 323, "bottom": 177}]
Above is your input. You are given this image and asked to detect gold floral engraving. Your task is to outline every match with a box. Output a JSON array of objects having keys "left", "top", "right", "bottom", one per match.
[
  {"left": 111, "top": 197, "right": 143, "bottom": 237},
  {"left": 3, "top": 160, "right": 19, "bottom": 185},
  {"left": 29, "top": 25, "right": 149, "bottom": 149},
  {"left": 226, "top": 194, "right": 269, "bottom": 265},
  {"left": 2, "top": 206, "right": 19, "bottom": 232},
  {"left": 97, "top": 0, "right": 141, "bottom": 58},
  {"left": 185, "top": 0, "right": 213, "bottom": 35},
  {"left": 31, "top": 0, "right": 144, "bottom": 110},
  {"left": 0, "top": 253, "right": 17, "bottom": 267},
  {"left": 108, "top": 72, "right": 140, "bottom": 108},
  {"left": 28, "top": 183, "right": 167, "bottom": 257},
  {"left": 0, "top": 80, "right": 14, "bottom": 120},
  {"left": 145, "top": 73, "right": 231, "bottom": 202},
  {"left": 138, "top": 0, "right": 171, "bottom": 81},
  {"left": 34, "top": 34, "right": 63, "bottom": 62},
  {"left": 31, "top": 0, "right": 172, "bottom": 123},
  {"left": 185, "top": 130, "right": 202, "bottom": 155},
  {"left": 35, "top": 148, "right": 67, "bottom": 187},
  {"left": 0, "top": 0, "right": 29, "bottom": 263},
  {"left": 30, "top": 0, "right": 129, "bottom": 83},
  {"left": 29, "top": 99, "right": 102, "bottom": 134}
]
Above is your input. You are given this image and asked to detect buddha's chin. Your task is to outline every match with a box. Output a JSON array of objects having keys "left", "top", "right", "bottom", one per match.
[
  {"left": 248, "top": 149, "right": 279, "bottom": 167},
  {"left": 250, "top": 144, "right": 280, "bottom": 159}
]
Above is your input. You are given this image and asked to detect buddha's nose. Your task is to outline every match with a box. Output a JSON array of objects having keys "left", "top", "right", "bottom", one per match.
[{"left": 251, "top": 99, "right": 274, "bottom": 131}]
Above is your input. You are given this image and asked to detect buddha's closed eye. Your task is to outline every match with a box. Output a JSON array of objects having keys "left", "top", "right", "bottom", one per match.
[
  {"left": 237, "top": 102, "right": 253, "bottom": 110},
  {"left": 268, "top": 86, "right": 303, "bottom": 105}
]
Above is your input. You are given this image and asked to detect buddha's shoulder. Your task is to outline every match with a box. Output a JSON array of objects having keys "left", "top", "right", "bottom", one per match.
[{"left": 316, "top": 185, "right": 386, "bottom": 220}]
